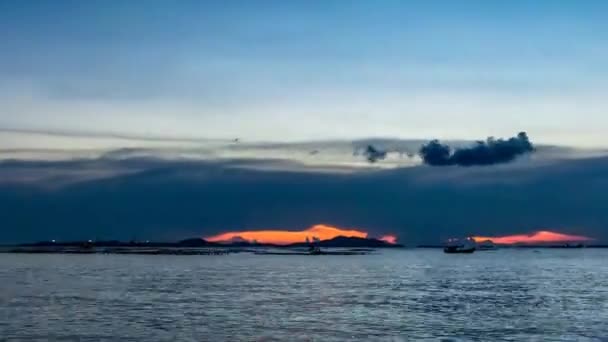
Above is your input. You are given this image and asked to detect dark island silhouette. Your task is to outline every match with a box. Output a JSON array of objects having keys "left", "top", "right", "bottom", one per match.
[{"left": 3, "top": 236, "right": 402, "bottom": 255}]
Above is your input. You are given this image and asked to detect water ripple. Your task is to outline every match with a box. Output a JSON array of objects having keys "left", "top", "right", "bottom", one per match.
[{"left": 1, "top": 250, "right": 608, "bottom": 341}]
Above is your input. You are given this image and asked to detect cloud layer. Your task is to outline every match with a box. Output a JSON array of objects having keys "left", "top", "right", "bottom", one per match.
[{"left": 1, "top": 152, "right": 607, "bottom": 244}]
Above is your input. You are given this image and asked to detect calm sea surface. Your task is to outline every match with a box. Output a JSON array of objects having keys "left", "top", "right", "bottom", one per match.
[{"left": 1, "top": 249, "right": 608, "bottom": 341}]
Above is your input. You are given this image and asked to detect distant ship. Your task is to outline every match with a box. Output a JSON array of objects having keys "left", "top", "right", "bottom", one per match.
[{"left": 444, "top": 237, "right": 476, "bottom": 254}]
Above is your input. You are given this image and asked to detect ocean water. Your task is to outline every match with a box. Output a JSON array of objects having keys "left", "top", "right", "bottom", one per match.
[{"left": 1, "top": 249, "right": 608, "bottom": 341}]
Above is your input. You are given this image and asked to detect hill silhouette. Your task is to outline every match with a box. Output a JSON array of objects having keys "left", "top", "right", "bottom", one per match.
[{"left": 19, "top": 236, "right": 401, "bottom": 248}]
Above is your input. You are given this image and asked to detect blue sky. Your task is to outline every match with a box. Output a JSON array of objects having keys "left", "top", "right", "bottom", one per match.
[{"left": 1, "top": 0, "right": 608, "bottom": 146}]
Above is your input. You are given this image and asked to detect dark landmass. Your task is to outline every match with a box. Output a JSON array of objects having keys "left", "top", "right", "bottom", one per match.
[
  {"left": 254, "top": 250, "right": 369, "bottom": 256},
  {"left": 2, "top": 236, "right": 402, "bottom": 254},
  {"left": 287, "top": 236, "right": 403, "bottom": 248},
  {"left": 9, "top": 237, "right": 603, "bottom": 254},
  {"left": 19, "top": 238, "right": 216, "bottom": 248},
  {"left": 17, "top": 236, "right": 401, "bottom": 248},
  {"left": 416, "top": 244, "right": 608, "bottom": 248}
]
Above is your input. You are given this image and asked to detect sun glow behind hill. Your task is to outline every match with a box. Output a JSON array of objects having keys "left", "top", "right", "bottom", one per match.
[
  {"left": 206, "top": 224, "right": 397, "bottom": 245},
  {"left": 473, "top": 230, "right": 593, "bottom": 245},
  {"left": 379, "top": 235, "right": 398, "bottom": 244}
]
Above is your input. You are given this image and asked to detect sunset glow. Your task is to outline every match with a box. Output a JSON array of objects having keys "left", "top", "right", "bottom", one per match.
[
  {"left": 473, "top": 230, "right": 593, "bottom": 245},
  {"left": 206, "top": 224, "right": 369, "bottom": 245},
  {"left": 379, "top": 235, "right": 398, "bottom": 244}
]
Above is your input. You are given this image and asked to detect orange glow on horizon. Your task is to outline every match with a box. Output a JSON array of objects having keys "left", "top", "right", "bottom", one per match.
[
  {"left": 473, "top": 230, "right": 593, "bottom": 245},
  {"left": 206, "top": 224, "right": 368, "bottom": 245},
  {"left": 379, "top": 235, "right": 397, "bottom": 244}
]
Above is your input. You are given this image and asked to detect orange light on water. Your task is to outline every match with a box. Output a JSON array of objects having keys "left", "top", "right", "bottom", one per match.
[
  {"left": 473, "top": 230, "right": 592, "bottom": 245},
  {"left": 206, "top": 224, "right": 368, "bottom": 245}
]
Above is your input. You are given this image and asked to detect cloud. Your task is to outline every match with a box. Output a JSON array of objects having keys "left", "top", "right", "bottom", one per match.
[
  {"left": 362, "top": 145, "right": 387, "bottom": 163},
  {"left": 206, "top": 224, "right": 368, "bottom": 245},
  {"left": 419, "top": 132, "right": 534, "bottom": 166},
  {"left": 473, "top": 231, "right": 593, "bottom": 244},
  {"left": 1, "top": 154, "right": 608, "bottom": 244}
]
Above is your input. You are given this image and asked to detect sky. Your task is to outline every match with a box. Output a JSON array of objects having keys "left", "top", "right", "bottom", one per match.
[
  {"left": 1, "top": 1, "right": 608, "bottom": 244},
  {"left": 1, "top": 155, "right": 608, "bottom": 244},
  {"left": 1, "top": 0, "right": 608, "bottom": 146}
]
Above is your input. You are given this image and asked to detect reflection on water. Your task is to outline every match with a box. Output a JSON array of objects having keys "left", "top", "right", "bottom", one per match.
[{"left": 1, "top": 249, "right": 608, "bottom": 341}]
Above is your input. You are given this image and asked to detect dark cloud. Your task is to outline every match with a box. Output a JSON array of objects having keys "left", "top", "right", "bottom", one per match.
[
  {"left": 419, "top": 132, "right": 534, "bottom": 166},
  {"left": 362, "top": 145, "right": 387, "bottom": 163},
  {"left": 0, "top": 154, "right": 607, "bottom": 245}
]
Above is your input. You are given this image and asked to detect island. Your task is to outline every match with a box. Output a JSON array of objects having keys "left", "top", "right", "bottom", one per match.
[{"left": 0, "top": 236, "right": 403, "bottom": 255}]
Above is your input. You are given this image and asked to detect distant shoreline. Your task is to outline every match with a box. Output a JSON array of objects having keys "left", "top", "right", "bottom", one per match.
[
  {"left": 2, "top": 237, "right": 605, "bottom": 255},
  {"left": 2, "top": 244, "right": 607, "bottom": 255},
  {"left": 417, "top": 244, "right": 608, "bottom": 248},
  {"left": 0, "top": 236, "right": 403, "bottom": 254}
]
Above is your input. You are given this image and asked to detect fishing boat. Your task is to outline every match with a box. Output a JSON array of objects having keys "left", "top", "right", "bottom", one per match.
[{"left": 443, "top": 237, "right": 476, "bottom": 254}]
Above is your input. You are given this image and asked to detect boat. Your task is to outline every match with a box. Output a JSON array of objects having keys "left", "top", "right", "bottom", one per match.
[
  {"left": 443, "top": 237, "right": 476, "bottom": 254},
  {"left": 308, "top": 245, "right": 321, "bottom": 255}
]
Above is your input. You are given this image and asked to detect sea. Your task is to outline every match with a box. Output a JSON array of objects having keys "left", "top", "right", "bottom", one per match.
[{"left": 1, "top": 249, "right": 608, "bottom": 341}]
